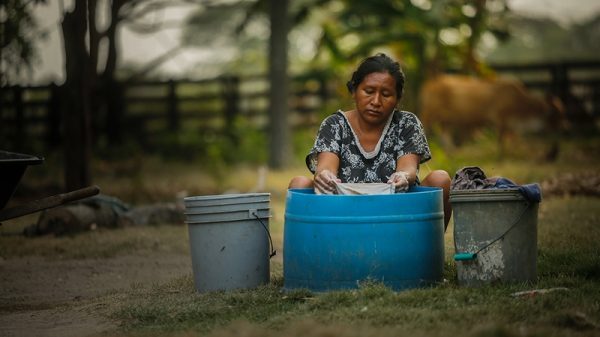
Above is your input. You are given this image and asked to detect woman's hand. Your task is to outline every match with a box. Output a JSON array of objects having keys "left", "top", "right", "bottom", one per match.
[
  {"left": 388, "top": 171, "right": 410, "bottom": 192},
  {"left": 314, "top": 169, "right": 341, "bottom": 194}
]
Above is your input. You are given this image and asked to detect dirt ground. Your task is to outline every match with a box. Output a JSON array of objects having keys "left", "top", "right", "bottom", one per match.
[{"left": 0, "top": 252, "right": 192, "bottom": 337}]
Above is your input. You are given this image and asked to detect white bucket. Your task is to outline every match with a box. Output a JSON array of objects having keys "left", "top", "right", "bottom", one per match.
[
  {"left": 184, "top": 193, "right": 272, "bottom": 292},
  {"left": 451, "top": 189, "right": 539, "bottom": 287}
]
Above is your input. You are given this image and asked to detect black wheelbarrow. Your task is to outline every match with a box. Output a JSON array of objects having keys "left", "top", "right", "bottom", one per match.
[{"left": 0, "top": 150, "right": 100, "bottom": 223}]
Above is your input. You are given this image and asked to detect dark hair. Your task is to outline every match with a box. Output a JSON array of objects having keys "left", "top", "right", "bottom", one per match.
[{"left": 346, "top": 53, "right": 405, "bottom": 99}]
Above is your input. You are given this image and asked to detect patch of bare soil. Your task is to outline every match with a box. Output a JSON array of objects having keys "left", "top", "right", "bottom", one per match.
[{"left": 0, "top": 253, "right": 191, "bottom": 337}]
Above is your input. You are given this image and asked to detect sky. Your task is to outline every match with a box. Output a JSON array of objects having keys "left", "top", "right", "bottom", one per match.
[{"left": 25, "top": 0, "right": 600, "bottom": 85}]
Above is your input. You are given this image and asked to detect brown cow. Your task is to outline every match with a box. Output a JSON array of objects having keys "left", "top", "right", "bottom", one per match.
[{"left": 419, "top": 74, "right": 564, "bottom": 158}]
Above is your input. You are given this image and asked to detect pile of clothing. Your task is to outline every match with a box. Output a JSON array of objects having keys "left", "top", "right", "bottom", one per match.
[{"left": 451, "top": 166, "right": 542, "bottom": 203}]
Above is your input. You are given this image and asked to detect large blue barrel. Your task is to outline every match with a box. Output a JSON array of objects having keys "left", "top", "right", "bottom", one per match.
[{"left": 284, "top": 187, "right": 444, "bottom": 292}]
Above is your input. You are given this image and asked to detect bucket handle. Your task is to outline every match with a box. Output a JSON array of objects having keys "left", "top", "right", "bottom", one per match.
[
  {"left": 454, "top": 201, "right": 531, "bottom": 261},
  {"left": 251, "top": 211, "right": 277, "bottom": 258}
]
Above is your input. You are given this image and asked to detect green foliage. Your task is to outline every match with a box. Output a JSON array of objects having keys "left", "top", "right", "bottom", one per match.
[
  {"left": 292, "top": 127, "right": 318, "bottom": 165},
  {"left": 0, "top": 0, "right": 47, "bottom": 85},
  {"left": 154, "top": 130, "right": 209, "bottom": 161},
  {"left": 141, "top": 116, "right": 268, "bottom": 179},
  {"left": 228, "top": 117, "right": 268, "bottom": 165},
  {"left": 311, "top": 0, "right": 510, "bottom": 80}
]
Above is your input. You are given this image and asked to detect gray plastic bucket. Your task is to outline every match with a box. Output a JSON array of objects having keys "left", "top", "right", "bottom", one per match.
[
  {"left": 184, "top": 193, "right": 272, "bottom": 292},
  {"left": 450, "top": 189, "right": 538, "bottom": 287}
]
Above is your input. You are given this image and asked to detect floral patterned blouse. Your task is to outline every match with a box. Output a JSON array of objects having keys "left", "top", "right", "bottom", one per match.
[{"left": 305, "top": 110, "right": 431, "bottom": 183}]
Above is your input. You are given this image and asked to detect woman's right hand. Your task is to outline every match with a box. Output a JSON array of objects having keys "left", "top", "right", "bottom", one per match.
[{"left": 314, "top": 169, "right": 341, "bottom": 194}]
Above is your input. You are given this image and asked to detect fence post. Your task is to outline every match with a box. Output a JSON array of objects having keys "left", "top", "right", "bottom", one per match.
[
  {"left": 105, "top": 80, "right": 124, "bottom": 145},
  {"left": 593, "top": 83, "right": 600, "bottom": 117},
  {"left": 550, "top": 63, "right": 570, "bottom": 106},
  {"left": 46, "top": 83, "right": 62, "bottom": 149},
  {"left": 222, "top": 76, "right": 240, "bottom": 144},
  {"left": 14, "top": 86, "right": 25, "bottom": 151},
  {"left": 0, "top": 87, "right": 5, "bottom": 139},
  {"left": 167, "top": 80, "right": 179, "bottom": 131}
]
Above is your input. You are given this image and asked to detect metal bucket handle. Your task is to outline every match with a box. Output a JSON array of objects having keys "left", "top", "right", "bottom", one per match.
[
  {"left": 251, "top": 210, "right": 277, "bottom": 258},
  {"left": 454, "top": 201, "right": 531, "bottom": 261}
]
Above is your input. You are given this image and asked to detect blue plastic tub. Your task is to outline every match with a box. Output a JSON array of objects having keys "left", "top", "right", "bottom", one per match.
[{"left": 283, "top": 186, "right": 444, "bottom": 292}]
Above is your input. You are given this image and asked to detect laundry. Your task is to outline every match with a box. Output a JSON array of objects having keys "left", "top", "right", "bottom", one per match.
[
  {"left": 335, "top": 182, "right": 396, "bottom": 195},
  {"left": 451, "top": 166, "right": 542, "bottom": 203}
]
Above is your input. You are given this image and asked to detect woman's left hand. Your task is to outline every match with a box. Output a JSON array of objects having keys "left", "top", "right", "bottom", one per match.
[{"left": 388, "top": 171, "right": 410, "bottom": 192}]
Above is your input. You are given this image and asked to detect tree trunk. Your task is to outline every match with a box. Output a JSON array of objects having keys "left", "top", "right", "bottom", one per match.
[
  {"left": 61, "top": 1, "right": 92, "bottom": 191},
  {"left": 268, "top": 0, "right": 290, "bottom": 169},
  {"left": 101, "top": 0, "right": 126, "bottom": 145}
]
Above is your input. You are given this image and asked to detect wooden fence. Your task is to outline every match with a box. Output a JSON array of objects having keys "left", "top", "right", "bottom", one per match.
[
  {"left": 1, "top": 61, "right": 599, "bottom": 153},
  {"left": 0, "top": 74, "right": 333, "bottom": 153}
]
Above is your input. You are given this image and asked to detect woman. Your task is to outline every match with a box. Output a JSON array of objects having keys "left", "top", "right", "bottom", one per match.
[{"left": 289, "top": 53, "right": 452, "bottom": 230}]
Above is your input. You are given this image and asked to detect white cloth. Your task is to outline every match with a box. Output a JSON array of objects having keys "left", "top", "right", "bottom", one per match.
[{"left": 335, "top": 183, "right": 396, "bottom": 195}]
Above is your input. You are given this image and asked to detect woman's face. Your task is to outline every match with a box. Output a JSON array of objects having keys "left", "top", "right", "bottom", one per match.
[{"left": 353, "top": 71, "right": 398, "bottom": 126}]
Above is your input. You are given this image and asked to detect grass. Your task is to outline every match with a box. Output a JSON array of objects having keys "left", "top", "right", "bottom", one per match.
[{"left": 1, "top": 132, "right": 599, "bottom": 336}]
